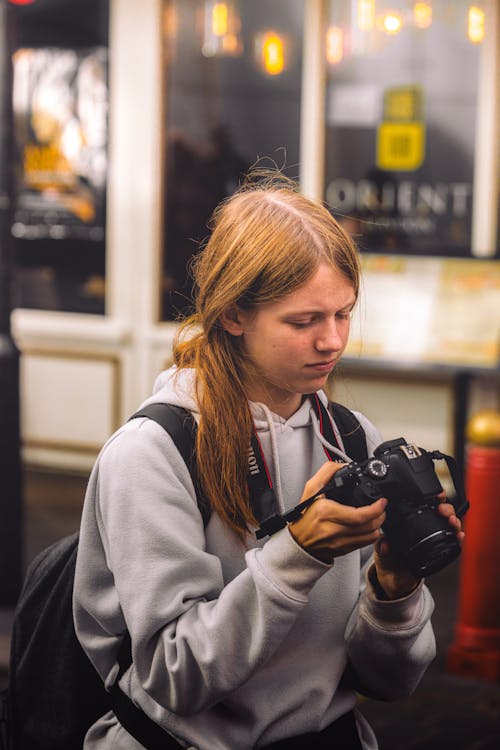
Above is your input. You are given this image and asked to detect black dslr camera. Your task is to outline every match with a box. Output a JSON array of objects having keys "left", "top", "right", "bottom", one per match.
[
  {"left": 313, "top": 438, "right": 469, "bottom": 577},
  {"left": 257, "top": 438, "right": 469, "bottom": 578}
]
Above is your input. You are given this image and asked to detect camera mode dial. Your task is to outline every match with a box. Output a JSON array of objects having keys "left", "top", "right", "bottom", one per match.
[{"left": 366, "top": 458, "right": 388, "bottom": 479}]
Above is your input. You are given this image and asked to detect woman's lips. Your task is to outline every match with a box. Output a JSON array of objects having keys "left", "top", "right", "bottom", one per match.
[{"left": 306, "top": 360, "right": 336, "bottom": 373}]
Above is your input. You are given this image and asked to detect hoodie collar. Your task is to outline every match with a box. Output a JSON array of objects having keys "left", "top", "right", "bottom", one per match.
[{"left": 249, "top": 391, "right": 329, "bottom": 431}]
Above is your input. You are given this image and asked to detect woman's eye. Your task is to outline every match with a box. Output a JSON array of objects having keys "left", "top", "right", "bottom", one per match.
[
  {"left": 288, "top": 320, "right": 312, "bottom": 329},
  {"left": 336, "top": 311, "right": 352, "bottom": 321}
]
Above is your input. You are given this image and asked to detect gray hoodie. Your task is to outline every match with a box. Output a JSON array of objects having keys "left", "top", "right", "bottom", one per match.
[{"left": 73, "top": 366, "right": 436, "bottom": 749}]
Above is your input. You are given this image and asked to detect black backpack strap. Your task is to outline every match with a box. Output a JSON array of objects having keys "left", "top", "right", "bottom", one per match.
[
  {"left": 108, "top": 672, "right": 182, "bottom": 750},
  {"left": 129, "top": 402, "right": 211, "bottom": 526},
  {"left": 104, "top": 404, "right": 210, "bottom": 749},
  {"left": 328, "top": 401, "right": 369, "bottom": 462}
]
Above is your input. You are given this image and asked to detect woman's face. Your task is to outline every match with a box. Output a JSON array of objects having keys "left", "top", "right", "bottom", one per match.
[{"left": 223, "top": 263, "right": 356, "bottom": 418}]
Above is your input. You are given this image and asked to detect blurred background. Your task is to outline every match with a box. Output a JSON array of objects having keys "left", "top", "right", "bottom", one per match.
[{"left": 0, "top": 1, "right": 499, "bottom": 747}]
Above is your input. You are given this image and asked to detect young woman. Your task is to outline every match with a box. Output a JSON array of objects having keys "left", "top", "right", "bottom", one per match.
[{"left": 74, "top": 174, "right": 463, "bottom": 749}]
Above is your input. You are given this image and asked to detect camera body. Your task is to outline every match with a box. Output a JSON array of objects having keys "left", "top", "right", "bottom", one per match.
[{"left": 320, "top": 437, "right": 469, "bottom": 577}]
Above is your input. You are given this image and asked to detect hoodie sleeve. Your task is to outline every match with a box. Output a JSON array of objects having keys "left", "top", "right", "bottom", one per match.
[
  {"left": 345, "top": 565, "right": 436, "bottom": 700},
  {"left": 74, "top": 417, "right": 331, "bottom": 716},
  {"left": 341, "top": 413, "right": 436, "bottom": 701}
]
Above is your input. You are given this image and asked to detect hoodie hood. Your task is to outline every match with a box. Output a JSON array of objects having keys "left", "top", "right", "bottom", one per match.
[
  {"left": 149, "top": 365, "right": 337, "bottom": 436},
  {"left": 149, "top": 365, "right": 199, "bottom": 415},
  {"left": 146, "top": 365, "right": 352, "bottom": 516}
]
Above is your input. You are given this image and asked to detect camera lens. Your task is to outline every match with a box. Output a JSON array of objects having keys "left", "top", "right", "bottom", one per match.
[{"left": 406, "top": 530, "right": 461, "bottom": 577}]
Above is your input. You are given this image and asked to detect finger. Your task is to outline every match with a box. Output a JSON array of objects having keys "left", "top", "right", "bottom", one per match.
[
  {"left": 435, "top": 503, "right": 465, "bottom": 540},
  {"left": 300, "top": 461, "right": 346, "bottom": 501},
  {"left": 436, "top": 501, "right": 456, "bottom": 517},
  {"left": 326, "top": 526, "right": 385, "bottom": 557},
  {"left": 328, "top": 513, "right": 386, "bottom": 540},
  {"left": 340, "top": 528, "right": 384, "bottom": 553},
  {"left": 325, "top": 496, "right": 388, "bottom": 527},
  {"left": 297, "top": 497, "right": 386, "bottom": 547},
  {"left": 437, "top": 503, "right": 462, "bottom": 527}
]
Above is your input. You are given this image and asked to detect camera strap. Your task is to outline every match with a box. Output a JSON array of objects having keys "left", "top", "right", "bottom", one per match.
[
  {"left": 311, "top": 393, "right": 342, "bottom": 460},
  {"left": 251, "top": 395, "right": 341, "bottom": 538},
  {"left": 429, "top": 450, "right": 470, "bottom": 518}
]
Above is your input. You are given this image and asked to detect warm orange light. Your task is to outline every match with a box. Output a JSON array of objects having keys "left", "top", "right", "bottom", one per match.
[
  {"left": 468, "top": 5, "right": 485, "bottom": 43},
  {"left": 163, "top": 4, "right": 178, "bottom": 39},
  {"left": 413, "top": 2, "right": 433, "bottom": 29},
  {"left": 357, "top": 0, "right": 375, "bottom": 31},
  {"left": 260, "top": 32, "right": 285, "bottom": 76},
  {"left": 221, "top": 33, "right": 242, "bottom": 55},
  {"left": 326, "top": 26, "right": 344, "bottom": 65},
  {"left": 212, "top": 2, "right": 228, "bottom": 36},
  {"left": 380, "top": 11, "right": 403, "bottom": 35}
]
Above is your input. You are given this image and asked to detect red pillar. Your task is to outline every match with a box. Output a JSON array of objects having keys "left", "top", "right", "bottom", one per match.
[{"left": 447, "top": 411, "right": 500, "bottom": 682}]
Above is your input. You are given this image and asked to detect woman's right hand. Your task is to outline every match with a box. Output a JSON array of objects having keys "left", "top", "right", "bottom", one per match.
[{"left": 288, "top": 461, "right": 388, "bottom": 564}]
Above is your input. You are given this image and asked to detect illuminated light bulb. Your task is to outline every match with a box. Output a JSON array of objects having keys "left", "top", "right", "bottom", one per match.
[
  {"left": 468, "top": 5, "right": 485, "bottom": 43},
  {"left": 7, "top": 0, "right": 37, "bottom": 4},
  {"left": 260, "top": 32, "right": 285, "bottom": 75},
  {"left": 357, "top": 0, "right": 375, "bottom": 31},
  {"left": 381, "top": 11, "right": 403, "bottom": 35},
  {"left": 413, "top": 2, "right": 433, "bottom": 29},
  {"left": 326, "top": 26, "right": 344, "bottom": 64},
  {"left": 212, "top": 2, "right": 228, "bottom": 36}
]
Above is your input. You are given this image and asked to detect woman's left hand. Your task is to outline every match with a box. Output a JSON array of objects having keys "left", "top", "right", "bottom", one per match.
[{"left": 373, "top": 493, "right": 465, "bottom": 600}]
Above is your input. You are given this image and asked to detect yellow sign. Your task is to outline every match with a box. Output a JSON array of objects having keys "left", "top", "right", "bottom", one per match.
[
  {"left": 376, "top": 85, "right": 425, "bottom": 171},
  {"left": 377, "top": 121, "right": 425, "bottom": 170}
]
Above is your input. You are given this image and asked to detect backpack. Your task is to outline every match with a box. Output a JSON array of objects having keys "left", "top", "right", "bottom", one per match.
[
  {"left": 1, "top": 404, "right": 204, "bottom": 750},
  {"left": 0, "top": 401, "right": 366, "bottom": 750}
]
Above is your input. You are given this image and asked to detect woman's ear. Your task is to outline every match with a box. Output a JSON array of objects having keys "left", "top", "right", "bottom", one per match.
[{"left": 220, "top": 304, "right": 245, "bottom": 336}]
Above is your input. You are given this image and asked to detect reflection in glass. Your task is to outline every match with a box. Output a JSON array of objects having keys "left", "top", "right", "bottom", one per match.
[
  {"left": 161, "top": 0, "right": 304, "bottom": 320},
  {"left": 324, "top": 0, "right": 486, "bottom": 258}
]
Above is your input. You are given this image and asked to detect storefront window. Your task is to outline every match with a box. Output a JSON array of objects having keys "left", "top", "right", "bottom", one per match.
[
  {"left": 161, "top": 0, "right": 304, "bottom": 320},
  {"left": 11, "top": 0, "right": 109, "bottom": 314},
  {"left": 324, "top": 0, "right": 489, "bottom": 257}
]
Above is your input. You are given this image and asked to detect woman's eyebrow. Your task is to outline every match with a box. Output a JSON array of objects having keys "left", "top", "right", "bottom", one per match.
[
  {"left": 281, "top": 295, "right": 357, "bottom": 317},
  {"left": 339, "top": 299, "right": 356, "bottom": 311},
  {"left": 283, "top": 302, "right": 355, "bottom": 318}
]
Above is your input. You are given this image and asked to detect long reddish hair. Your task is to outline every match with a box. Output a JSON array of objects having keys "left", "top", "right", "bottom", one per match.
[{"left": 173, "top": 173, "right": 360, "bottom": 541}]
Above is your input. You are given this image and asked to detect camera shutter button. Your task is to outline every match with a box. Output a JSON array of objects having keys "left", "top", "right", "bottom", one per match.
[{"left": 366, "top": 459, "right": 388, "bottom": 479}]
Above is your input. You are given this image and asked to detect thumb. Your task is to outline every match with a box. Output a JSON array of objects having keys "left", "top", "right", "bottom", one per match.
[{"left": 300, "top": 461, "right": 345, "bottom": 502}]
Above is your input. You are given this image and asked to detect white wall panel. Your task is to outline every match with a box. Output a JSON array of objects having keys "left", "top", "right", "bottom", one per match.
[{"left": 20, "top": 351, "right": 119, "bottom": 451}]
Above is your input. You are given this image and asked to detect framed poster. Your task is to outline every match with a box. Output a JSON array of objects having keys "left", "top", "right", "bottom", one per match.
[{"left": 12, "top": 46, "right": 108, "bottom": 242}]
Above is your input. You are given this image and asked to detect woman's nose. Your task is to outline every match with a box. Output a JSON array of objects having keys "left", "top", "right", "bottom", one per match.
[{"left": 315, "top": 318, "right": 344, "bottom": 351}]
